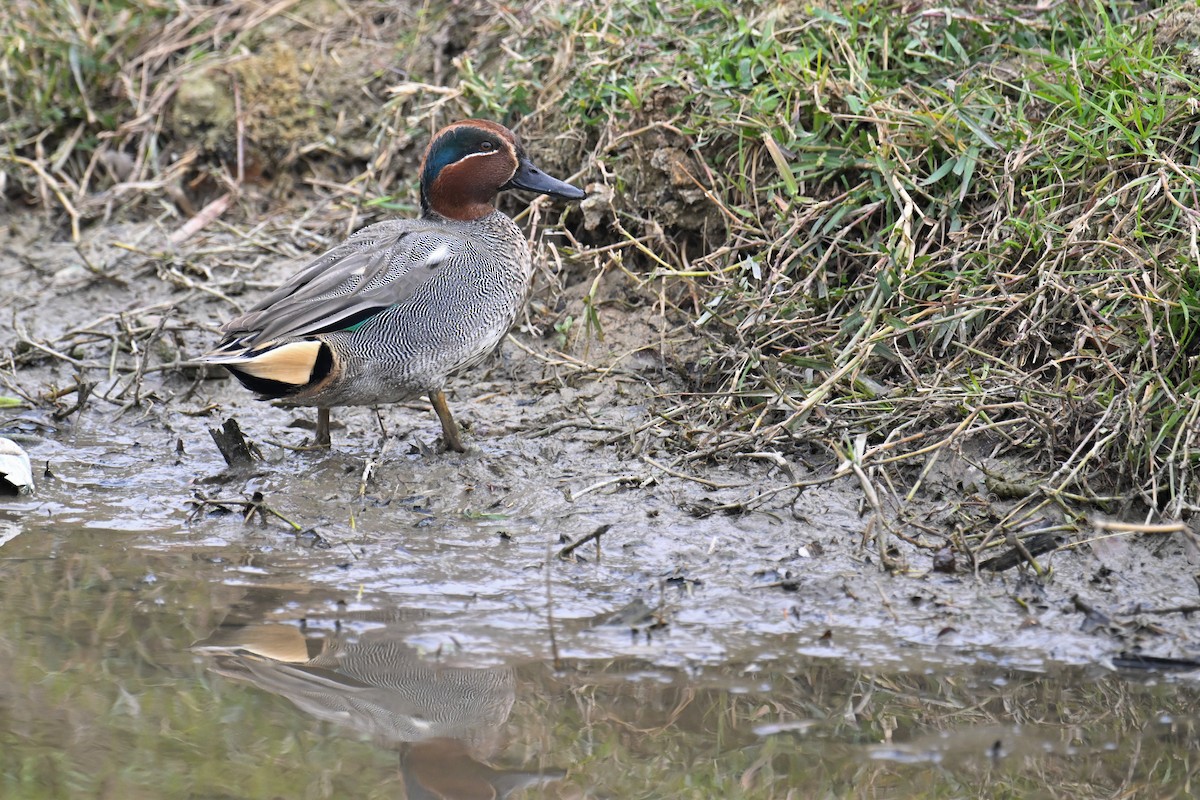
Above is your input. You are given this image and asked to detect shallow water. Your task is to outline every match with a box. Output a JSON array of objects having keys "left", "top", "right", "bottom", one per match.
[
  {"left": 0, "top": 524, "right": 1197, "bottom": 799},
  {"left": 1, "top": 416, "right": 1198, "bottom": 799}
]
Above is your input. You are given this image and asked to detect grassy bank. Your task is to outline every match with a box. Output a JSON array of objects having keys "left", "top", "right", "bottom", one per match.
[{"left": 4, "top": 0, "right": 1200, "bottom": 533}]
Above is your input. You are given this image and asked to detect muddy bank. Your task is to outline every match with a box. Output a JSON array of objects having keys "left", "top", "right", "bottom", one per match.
[{"left": 0, "top": 213, "right": 1197, "bottom": 676}]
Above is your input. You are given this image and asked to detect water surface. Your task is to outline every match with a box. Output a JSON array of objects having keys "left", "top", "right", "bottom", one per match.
[{"left": 0, "top": 515, "right": 1195, "bottom": 799}]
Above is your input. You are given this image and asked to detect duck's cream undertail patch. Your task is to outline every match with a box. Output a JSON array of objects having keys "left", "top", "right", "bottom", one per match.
[{"left": 235, "top": 341, "right": 321, "bottom": 385}]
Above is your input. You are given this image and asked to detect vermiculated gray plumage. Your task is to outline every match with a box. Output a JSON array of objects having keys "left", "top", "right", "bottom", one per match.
[{"left": 213, "top": 212, "right": 530, "bottom": 407}]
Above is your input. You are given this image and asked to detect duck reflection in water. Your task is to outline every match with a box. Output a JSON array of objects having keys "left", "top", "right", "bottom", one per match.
[{"left": 195, "top": 614, "right": 564, "bottom": 799}]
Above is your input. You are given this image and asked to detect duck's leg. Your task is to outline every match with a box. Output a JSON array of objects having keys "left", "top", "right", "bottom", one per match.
[
  {"left": 315, "top": 407, "right": 331, "bottom": 448},
  {"left": 429, "top": 390, "right": 465, "bottom": 453}
]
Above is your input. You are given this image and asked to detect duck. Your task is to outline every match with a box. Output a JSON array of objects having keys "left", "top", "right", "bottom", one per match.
[{"left": 203, "top": 119, "right": 585, "bottom": 451}]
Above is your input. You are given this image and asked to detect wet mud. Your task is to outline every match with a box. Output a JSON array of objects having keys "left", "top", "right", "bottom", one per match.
[
  {"left": 2, "top": 211, "right": 1197, "bottom": 672},
  {"left": 0, "top": 212, "right": 1198, "bottom": 796}
]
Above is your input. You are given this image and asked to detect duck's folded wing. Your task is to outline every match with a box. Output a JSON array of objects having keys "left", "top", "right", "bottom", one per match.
[{"left": 217, "top": 222, "right": 464, "bottom": 350}]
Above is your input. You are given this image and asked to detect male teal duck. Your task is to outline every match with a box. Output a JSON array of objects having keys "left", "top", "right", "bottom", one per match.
[{"left": 204, "top": 119, "right": 585, "bottom": 451}]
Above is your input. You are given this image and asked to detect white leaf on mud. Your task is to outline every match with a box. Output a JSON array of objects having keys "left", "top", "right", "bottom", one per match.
[{"left": 0, "top": 437, "right": 33, "bottom": 495}]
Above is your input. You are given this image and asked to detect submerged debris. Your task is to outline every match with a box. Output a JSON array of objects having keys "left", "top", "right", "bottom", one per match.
[
  {"left": 0, "top": 438, "right": 33, "bottom": 495},
  {"left": 1112, "top": 652, "right": 1200, "bottom": 674},
  {"left": 558, "top": 523, "right": 612, "bottom": 560},
  {"left": 593, "top": 598, "right": 666, "bottom": 632}
]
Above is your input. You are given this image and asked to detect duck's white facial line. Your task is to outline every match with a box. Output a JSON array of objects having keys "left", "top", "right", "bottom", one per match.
[{"left": 455, "top": 149, "right": 504, "bottom": 162}]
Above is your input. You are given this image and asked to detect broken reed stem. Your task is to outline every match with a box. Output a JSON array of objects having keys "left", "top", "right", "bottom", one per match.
[
  {"left": 1090, "top": 520, "right": 1187, "bottom": 534},
  {"left": 132, "top": 311, "right": 171, "bottom": 406}
]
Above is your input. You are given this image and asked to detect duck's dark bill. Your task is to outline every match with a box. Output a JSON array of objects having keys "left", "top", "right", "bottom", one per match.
[{"left": 506, "top": 157, "right": 586, "bottom": 200}]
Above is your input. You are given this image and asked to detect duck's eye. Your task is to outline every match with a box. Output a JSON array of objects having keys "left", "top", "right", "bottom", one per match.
[{"left": 479, "top": 141, "right": 496, "bottom": 152}]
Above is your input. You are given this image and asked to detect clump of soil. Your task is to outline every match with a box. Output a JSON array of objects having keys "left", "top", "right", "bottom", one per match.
[
  {"left": 1155, "top": 4, "right": 1200, "bottom": 72},
  {"left": 169, "top": 38, "right": 388, "bottom": 175}
]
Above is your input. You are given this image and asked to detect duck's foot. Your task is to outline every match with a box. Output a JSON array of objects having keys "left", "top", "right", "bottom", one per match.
[{"left": 429, "top": 390, "right": 466, "bottom": 453}]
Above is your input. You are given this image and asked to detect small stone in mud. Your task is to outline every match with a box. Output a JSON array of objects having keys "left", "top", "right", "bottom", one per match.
[
  {"left": 663, "top": 570, "right": 701, "bottom": 590},
  {"left": 932, "top": 547, "right": 957, "bottom": 573}
]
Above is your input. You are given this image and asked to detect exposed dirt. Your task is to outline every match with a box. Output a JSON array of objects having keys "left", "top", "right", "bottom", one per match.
[{"left": 1, "top": 209, "right": 1197, "bottom": 675}]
